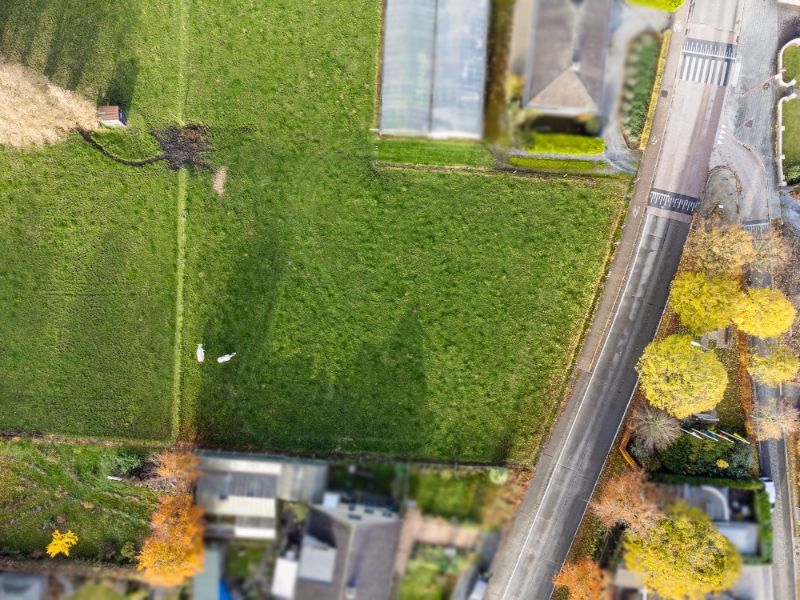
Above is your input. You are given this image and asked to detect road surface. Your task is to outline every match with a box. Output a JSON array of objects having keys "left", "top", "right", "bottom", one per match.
[{"left": 486, "top": 1, "right": 746, "bottom": 597}]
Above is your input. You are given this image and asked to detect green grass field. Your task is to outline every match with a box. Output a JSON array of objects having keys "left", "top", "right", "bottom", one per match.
[
  {"left": 0, "top": 440, "right": 157, "bottom": 562},
  {"left": 0, "top": 0, "right": 627, "bottom": 462},
  {"left": 783, "top": 100, "right": 800, "bottom": 184},
  {"left": 375, "top": 138, "right": 494, "bottom": 168},
  {"left": 784, "top": 46, "right": 800, "bottom": 84}
]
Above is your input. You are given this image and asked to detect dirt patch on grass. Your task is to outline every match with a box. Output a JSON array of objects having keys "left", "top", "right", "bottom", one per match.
[
  {"left": 213, "top": 167, "right": 227, "bottom": 195},
  {"left": 152, "top": 125, "right": 212, "bottom": 170}
]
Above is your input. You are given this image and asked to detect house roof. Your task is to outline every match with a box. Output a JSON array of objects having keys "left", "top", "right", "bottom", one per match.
[
  {"left": 294, "top": 504, "right": 402, "bottom": 600},
  {"left": 528, "top": 67, "right": 598, "bottom": 114},
  {"left": 523, "top": 0, "right": 612, "bottom": 115},
  {"left": 193, "top": 545, "right": 224, "bottom": 600},
  {"left": 0, "top": 573, "right": 45, "bottom": 600}
]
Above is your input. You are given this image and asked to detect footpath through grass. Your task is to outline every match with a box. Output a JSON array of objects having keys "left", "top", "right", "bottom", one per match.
[{"left": 0, "top": 0, "right": 627, "bottom": 463}]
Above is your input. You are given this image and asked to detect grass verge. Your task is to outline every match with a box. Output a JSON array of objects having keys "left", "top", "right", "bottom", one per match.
[
  {"left": 528, "top": 133, "right": 605, "bottom": 156},
  {"left": 783, "top": 100, "right": 800, "bottom": 184},
  {"left": 375, "top": 138, "right": 494, "bottom": 168},
  {"left": 785, "top": 46, "right": 800, "bottom": 84}
]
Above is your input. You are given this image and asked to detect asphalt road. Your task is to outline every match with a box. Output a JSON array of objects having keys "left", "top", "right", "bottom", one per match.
[
  {"left": 486, "top": 1, "right": 747, "bottom": 597},
  {"left": 486, "top": 214, "right": 689, "bottom": 599}
]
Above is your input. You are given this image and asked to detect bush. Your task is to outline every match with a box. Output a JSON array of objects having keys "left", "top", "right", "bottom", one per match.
[
  {"left": 112, "top": 449, "right": 147, "bottom": 477},
  {"left": 629, "top": 0, "right": 685, "bottom": 11},
  {"left": 529, "top": 133, "right": 605, "bottom": 156},
  {"left": 658, "top": 433, "right": 755, "bottom": 479},
  {"left": 621, "top": 34, "right": 661, "bottom": 143}
]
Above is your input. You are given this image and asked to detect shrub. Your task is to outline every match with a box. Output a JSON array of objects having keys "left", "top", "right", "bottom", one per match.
[
  {"left": 629, "top": 0, "right": 685, "bottom": 11},
  {"left": 528, "top": 133, "right": 605, "bottom": 156},
  {"left": 658, "top": 433, "right": 754, "bottom": 479},
  {"left": 630, "top": 405, "right": 680, "bottom": 452}
]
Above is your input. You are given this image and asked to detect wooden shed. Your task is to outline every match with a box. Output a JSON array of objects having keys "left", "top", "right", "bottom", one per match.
[{"left": 97, "top": 105, "right": 127, "bottom": 127}]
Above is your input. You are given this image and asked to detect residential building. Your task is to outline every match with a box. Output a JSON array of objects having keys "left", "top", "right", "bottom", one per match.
[{"left": 195, "top": 451, "right": 328, "bottom": 540}]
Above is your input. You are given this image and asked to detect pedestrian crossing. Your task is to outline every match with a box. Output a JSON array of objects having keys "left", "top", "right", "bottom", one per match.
[
  {"left": 742, "top": 219, "right": 770, "bottom": 234},
  {"left": 678, "top": 38, "right": 737, "bottom": 87},
  {"left": 648, "top": 189, "right": 699, "bottom": 215}
]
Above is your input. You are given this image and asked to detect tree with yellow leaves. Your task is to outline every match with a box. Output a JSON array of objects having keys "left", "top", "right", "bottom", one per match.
[
  {"left": 733, "top": 287, "right": 796, "bottom": 339},
  {"left": 637, "top": 335, "right": 728, "bottom": 418},
  {"left": 749, "top": 343, "right": 800, "bottom": 386},
  {"left": 137, "top": 494, "right": 204, "bottom": 587},
  {"left": 669, "top": 272, "right": 740, "bottom": 334},
  {"left": 46, "top": 529, "right": 78, "bottom": 558},
  {"left": 684, "top": 221, "right": 755, "bottom": 277},
  {"left": 624, "top": 503, "right": 741, "bottom": 600},
  {"left": 553, "top": 557, "right": 610, "bottom": 600}
]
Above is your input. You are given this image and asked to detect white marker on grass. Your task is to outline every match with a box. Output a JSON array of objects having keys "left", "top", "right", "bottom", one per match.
[
  {"left": 196, "top": 343, "right": 205, "bottom": 362},
  {"left": 217, "top": 352, "right": 237, "bottom": 363}
]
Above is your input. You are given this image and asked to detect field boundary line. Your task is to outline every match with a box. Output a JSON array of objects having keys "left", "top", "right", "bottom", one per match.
[{"left": 170, "top": 0, "right": 190, "bottom": 440}]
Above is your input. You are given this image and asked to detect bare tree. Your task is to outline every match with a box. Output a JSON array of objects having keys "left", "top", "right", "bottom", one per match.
[
  {"left": 630, "top": 405, "right": 681, "bottom": 451},
  {"left": 591, "top": 470, "right": 662, "bottom": 536},
  {"left": 752, "top": 400, "right": 800, "bottom": 441}
]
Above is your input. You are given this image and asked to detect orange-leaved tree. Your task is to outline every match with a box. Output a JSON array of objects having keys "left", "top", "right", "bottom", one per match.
[
  {"left": 591, "top": 469, "right": 662, "bottom": 536},
  {"left": 137, "top": 493, "right": 204, "bottom": 586},
  {"left": 553, "top": 557, "right": 610, "bottom": 600},
  {"left": 156, "top": 450, "right": 200, "bottom": 492}
]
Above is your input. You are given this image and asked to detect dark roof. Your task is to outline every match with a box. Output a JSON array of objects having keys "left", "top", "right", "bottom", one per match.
[
  {"left": 294, "top": 505, "right": 402, "bottom": 600},
  {"left": 524, "top": 0, "right": 612, "bottom": 114}
]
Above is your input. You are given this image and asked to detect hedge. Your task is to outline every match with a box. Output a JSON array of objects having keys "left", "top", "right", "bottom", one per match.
[{"left": 528, "top": 133, "right": 605, "bottom": 156}]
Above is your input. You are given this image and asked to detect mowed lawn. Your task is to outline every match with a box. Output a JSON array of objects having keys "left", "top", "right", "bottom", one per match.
[
  {"left": 177, "top": 1, "right": 627, "bottom": 462},
  {"left": 0, "top": 0, "right": 627, "bottom": 462},
  {"left": 0, "top": 0, "right": 182, "bottom": 439}
]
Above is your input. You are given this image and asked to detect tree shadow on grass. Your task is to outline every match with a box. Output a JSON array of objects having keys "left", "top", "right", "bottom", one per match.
[
  {"left": 0, "top": 0, "right": 136, "bottom": 94},
  {"left": 193, "top": 255, "right": 434, "bottom": 458},
  {"left": 99, "top": 56, "right": 138, "bottom": 111}
]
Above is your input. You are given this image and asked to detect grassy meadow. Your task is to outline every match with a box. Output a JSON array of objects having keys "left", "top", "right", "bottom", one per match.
[{"left": 0, "top": 0, "right": 627, "bottom": 462}]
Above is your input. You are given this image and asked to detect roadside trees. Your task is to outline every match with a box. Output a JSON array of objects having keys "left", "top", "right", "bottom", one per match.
[
  {"left": 752, "top": 400, "right": 800, "bottom": 441},
  {"left": 591, "top": 470, "right": 662, "bottom": 535},
  {"left": 624, "top": 504, "right": 741, "bottom": 600},
  {"left": 553, "top": 557, "right": 610, "bottom": 600},
  {"left": 669, "top": 272, "right": 740, "bottom": 334},
  {"left": 748, "top": 344, "right": 800, "bottom": 386},
  {"left": 637, "top": 335, "right": 728, "bottom": 419},
  {"left": 683, "top": 221, "right": 755, "bottom": 277},
  {"left": 733, "top": 287, "right": 796, "bottom": 339}
]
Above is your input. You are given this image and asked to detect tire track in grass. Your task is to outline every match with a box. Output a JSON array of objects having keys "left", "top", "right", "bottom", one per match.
[{"left": 169, "top": 0, "right": 190, "bottom": 440}]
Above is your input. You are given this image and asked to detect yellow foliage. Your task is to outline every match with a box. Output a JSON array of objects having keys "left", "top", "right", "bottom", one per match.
[
  {"left": 733, "top": 287, "right": 796, "bottom": 339},
  {"left": 749, "top": 343, "right": 800, "bottom": 386},
  {"left": 137, "top": 494, "right": 204, "bottom": 587},
  {"left": 624, "top": 504, "right": 741, "bottom": 600},
  {"left": 46, "top": 529, "right": 78, "bottom": 558},
  {"left": 637, "top": 335, "right": 728, "bottom": 418},
  {"left": 684, "top": 221, "right": 756, "bottom": 277},
  {"left": 669, "top": 272, "right": 740, "bottom": 334}
]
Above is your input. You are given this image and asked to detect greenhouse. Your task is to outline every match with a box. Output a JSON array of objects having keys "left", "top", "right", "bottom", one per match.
[{"left": 379, "top": 0, "right": 489, "bottom": 139}]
